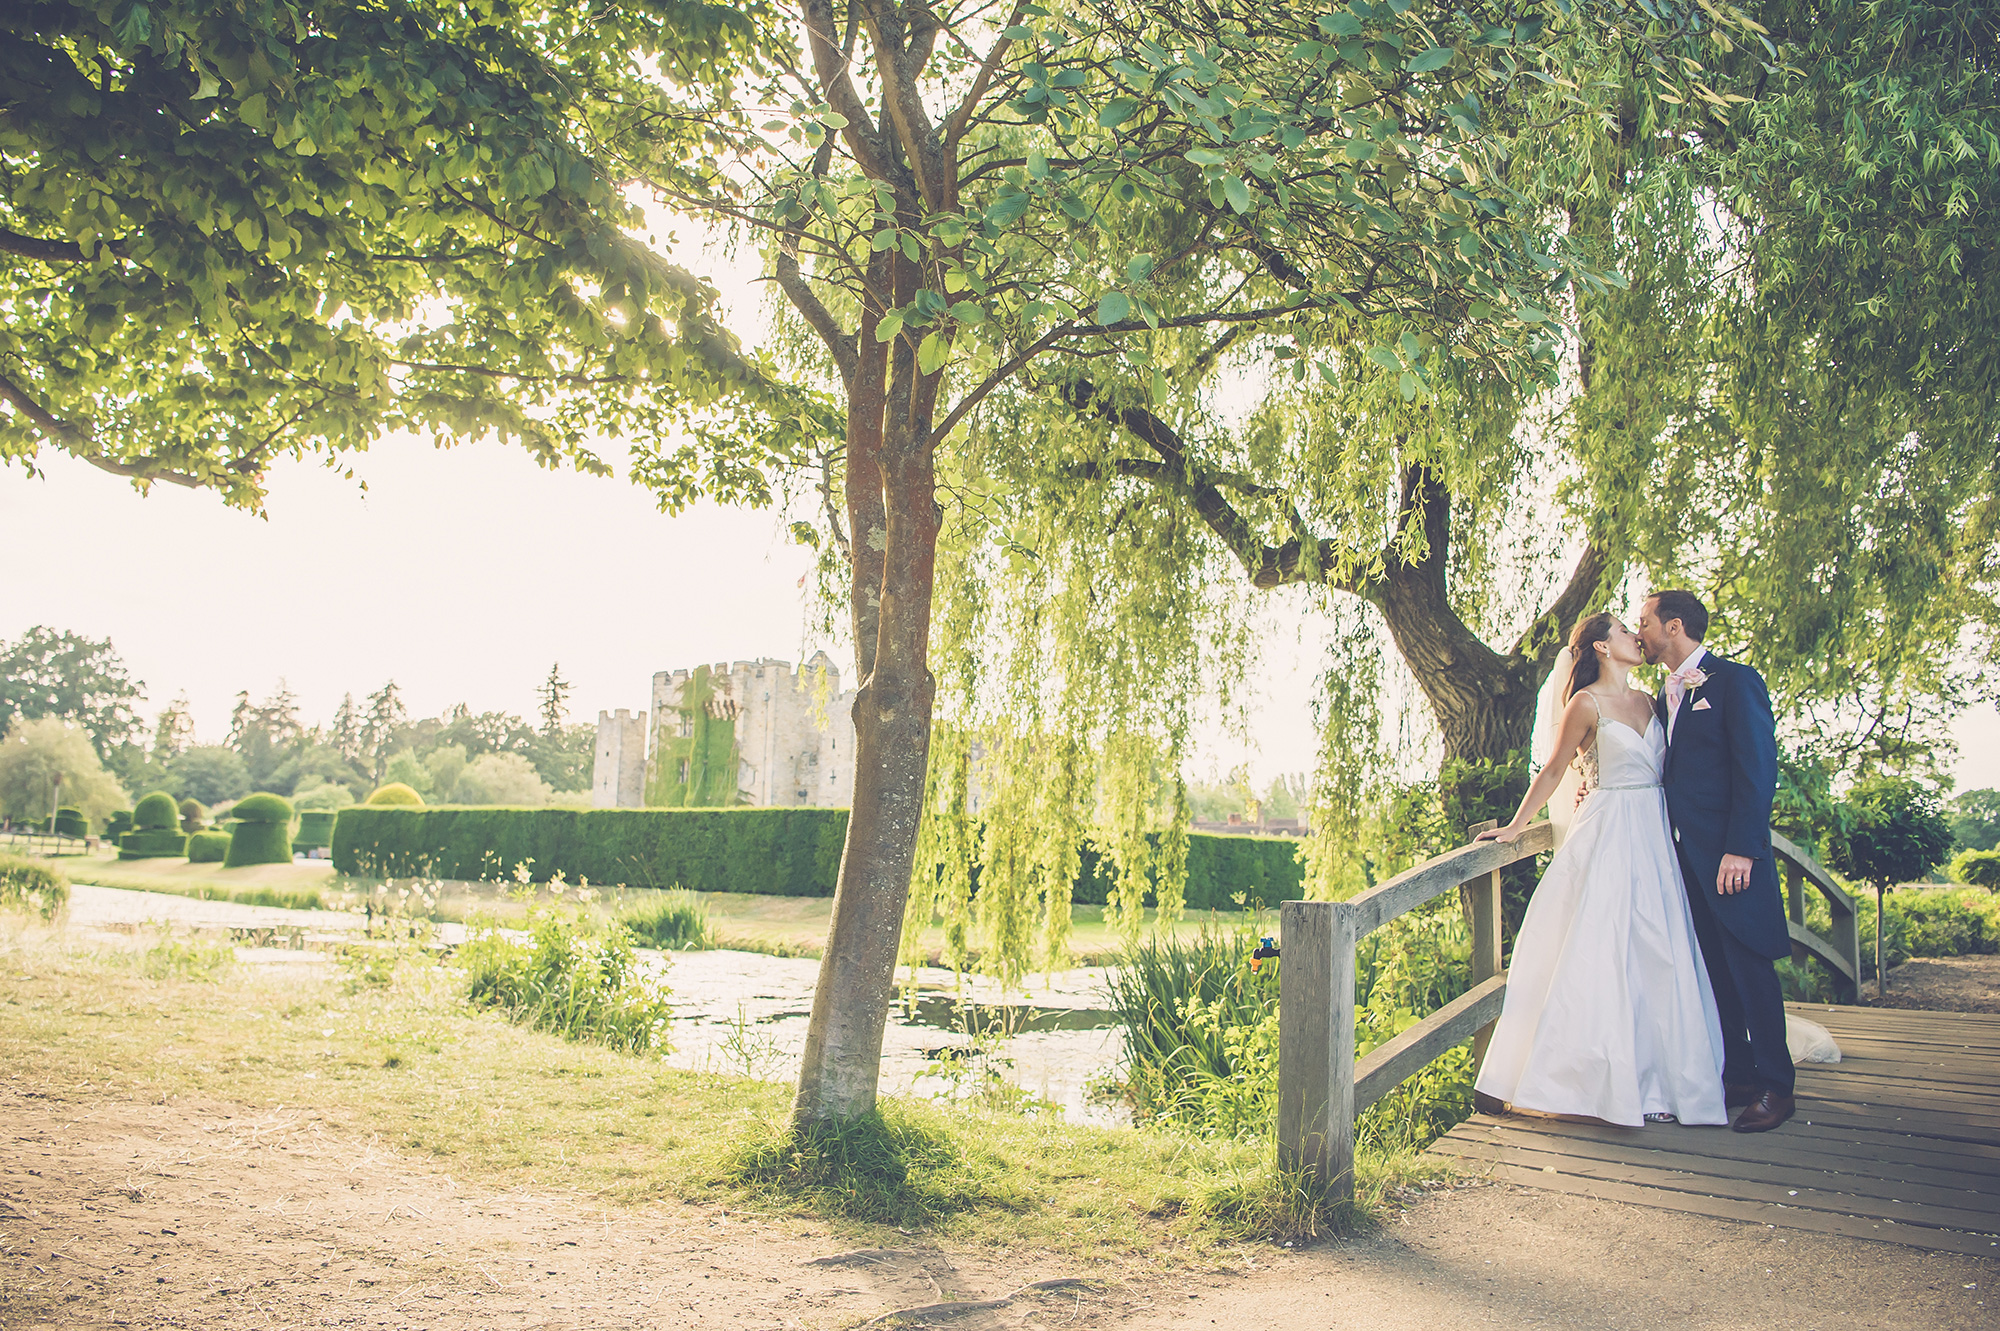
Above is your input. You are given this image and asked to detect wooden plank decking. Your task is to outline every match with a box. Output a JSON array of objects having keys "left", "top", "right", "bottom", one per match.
[{"left": 1430, "top": 1003, "right": 2000, "bottom": 1256}]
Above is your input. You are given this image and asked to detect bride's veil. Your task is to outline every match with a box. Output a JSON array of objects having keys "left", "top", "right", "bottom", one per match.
[{"left": 1533, "top": 647, "right": 1585, "bottom": 850}]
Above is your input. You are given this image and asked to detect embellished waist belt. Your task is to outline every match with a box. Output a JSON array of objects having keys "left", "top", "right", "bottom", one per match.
[{"left": 1594, "top": 782, "right": 1661, "bottom": 791}]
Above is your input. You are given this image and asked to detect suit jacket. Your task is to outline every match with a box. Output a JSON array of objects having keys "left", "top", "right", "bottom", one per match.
[{"left": 1658, "top": 652, "right": 1791, "bottom": 960}]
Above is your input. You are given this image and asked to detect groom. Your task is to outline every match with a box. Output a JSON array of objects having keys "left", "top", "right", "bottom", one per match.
[{"left": 1636, "top": 590, "right": 1796, "bottom": 1133}]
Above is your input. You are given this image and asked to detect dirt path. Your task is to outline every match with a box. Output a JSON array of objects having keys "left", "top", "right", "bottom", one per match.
[
  {"left": 1872, "top": 953, "right": 2000, "bottom": 1013},
  {"left": 5, "top": 1087, "right": 1991, "bottom": 1330}
]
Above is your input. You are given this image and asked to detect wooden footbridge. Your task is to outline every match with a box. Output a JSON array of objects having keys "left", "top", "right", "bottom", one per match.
[{"left": 1277, "top": 820, "right": 2000, "bottom": 1255}]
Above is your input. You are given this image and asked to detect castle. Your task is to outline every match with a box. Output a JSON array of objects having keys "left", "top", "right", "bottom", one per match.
[{"left": 593, "top": 653, "right": 857, "bottom": 809}]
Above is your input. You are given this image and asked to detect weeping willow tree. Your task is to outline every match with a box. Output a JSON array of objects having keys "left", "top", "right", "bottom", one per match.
[
  {"left": 638, "top": 0, "right": 1752, "bottom": 1123},
  {"left": 907, "top": 0, "right": 2000, "bottom": 918}
]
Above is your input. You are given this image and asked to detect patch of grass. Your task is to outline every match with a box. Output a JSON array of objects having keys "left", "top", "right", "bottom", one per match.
[
  {"left": 141, "top": 933, "right": 235, "bottom": 981},
  {"left": 457, "top": 906, "right": 673, "bottom": 1055},
  {"left": 0, "top": 853, "right": 69, "bottom": 920},
  {"left": 618, "top": 889, "right": 715, "bottom": 950},
  {"left": 0, "top": 922, "right": 1452, "bottom": 1259},
  {"left": 726, "top": 1102, "right": 1033, "bottom": 1227}
]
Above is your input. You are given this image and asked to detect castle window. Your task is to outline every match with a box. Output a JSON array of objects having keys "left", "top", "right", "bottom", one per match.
[
  {"left": 678, "top": 713, "right": 693, "bottom": 737},
  {"left": 678, "top": 758, "right": 689, "bottom": 782}
]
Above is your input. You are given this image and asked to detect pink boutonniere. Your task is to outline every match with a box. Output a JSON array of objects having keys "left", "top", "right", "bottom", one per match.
[{"left": 1679, "top": 666, "right": 1709, "bottom": 690}]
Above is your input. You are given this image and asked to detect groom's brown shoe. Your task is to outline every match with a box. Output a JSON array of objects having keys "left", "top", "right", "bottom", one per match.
[
  {"left": 1725, "top": 1082, "right": 1760, "bottom": 1109},
  {"left": 1732, "top": 1090, "right": 1796, "bottom": 1133}
]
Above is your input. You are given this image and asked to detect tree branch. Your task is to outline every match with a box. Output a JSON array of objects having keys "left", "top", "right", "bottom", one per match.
[
  {"left": 945, "top": 1, "right": 1025, "bottom": 152},
  {"left": 0, "top": 370, "right": 205, "bottom": 489},
  {"left": 1511, "top": 541, "right": 1618, "bottom": 670},
  {"left": 0, "top": 226, "right": 124, "bottom": 263}
]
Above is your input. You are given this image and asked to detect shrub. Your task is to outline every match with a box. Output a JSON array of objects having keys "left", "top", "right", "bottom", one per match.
[
  {"left": 292, "top": 780, "right": 355, "bottom": 812},
  {"left": 187, "top": 830, "right": 232, "bottom": 863},
  {"left": 224, "top": 816, "right": 292, "bottom": 866},
  {"left": 458, "top": 906, "right": 673, "bottom": 1054},
  {"left": 178, "top": 798, "right": 208, "bottom": 833},
  {"left": 104, "top": 809, "right": 133, "bottom": 840},
  {"left": 0, "top": 853, "right": 69, "bottom": 919},
  {"left": 331, "top": 804, "right": 1304, "bottom": 905},
  {"left": 1826, "top": 777, "right": 1955, "bottom": 993},
  {"left": 132, "top": 790, "right": 181, "bottom": 830},
  {"left": 366, "top": 782, "right": 424, "bottom": 806},
  {"left": 620, "top": 889, "right": 715, "bottom": 950},
  {"left": 1950, "top": 847, "right": 2000, "bottom": 890},
  {"left": 294, "top": 810, "right": 337, "bottom": 852},
  {"left": 52, "top": 805, "right": 87, "bottom": 837},
  {"left": 142, "top": 934, "right": 234, "bottom": 981}
]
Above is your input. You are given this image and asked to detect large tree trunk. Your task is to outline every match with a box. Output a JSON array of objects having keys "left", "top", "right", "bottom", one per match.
[{"left": 790, "top": 331, "right": 944, "bottom": 1126}]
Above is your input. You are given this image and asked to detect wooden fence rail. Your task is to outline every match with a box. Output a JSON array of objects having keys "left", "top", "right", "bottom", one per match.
[
  {"left": 1278, "top": 819, "right": 1863, "bottom": 1198},
  {"left": 0, "top": 831, "right": 93, "bottom": 856}
]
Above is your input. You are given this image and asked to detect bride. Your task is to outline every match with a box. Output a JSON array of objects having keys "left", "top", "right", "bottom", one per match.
[{"left": 1472, "top": 612, "right": 1727, "bottom": 1127}]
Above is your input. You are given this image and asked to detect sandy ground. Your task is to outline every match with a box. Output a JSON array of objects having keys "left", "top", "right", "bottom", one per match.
[
  {"left": 4, "top": 1084, "right": 1991, "bottom": 1331},
  {"left": 1872, "top": 953, "right": 2000, "bottom": 1013}
]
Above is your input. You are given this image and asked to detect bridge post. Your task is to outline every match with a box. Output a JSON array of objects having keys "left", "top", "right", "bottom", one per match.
[
  {"left": 1464, "top": 821, "right": 1504, "bottom": 1066},
  {"left": 1277, "top": 899, "right": 1356, "bottom": 1199}
]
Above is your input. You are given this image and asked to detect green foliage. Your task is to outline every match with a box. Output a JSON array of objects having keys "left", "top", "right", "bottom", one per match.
[
  {"left": 450, "top": 752, "right": 552, "bottom": 807},
  {"left": 1950, "top": 848, "right": 2000, "bottom": 890},
  {"left": 142, "top": 934, "right": 234, "bottom": 982},
  {"left": 1950, "top": 789, "right": 2000, "bottom": 852},
  {"left": 118, "top": 828, "right": 188, "bottom": 859},
  {"left": 646, "top": 666, "right": 741, "bottom": 807},
  {"left": 366, "top": 782, "right": 424, "bottom": 806},
  {"left": 725, "top": 1104, "right": 1027, "bottom": 1228},
  {"left": 457, "top": 906, "right": 673, "bottom": 1056},
  {"left": 1825, "top": 777, "right": 1955, "bottom": 889},
  {"left": 229, "top": 791, "right": 293, "bottom": 824},
  {"left": 333, "top": 806, "right": 848, "bottom": 896},
  {"left": 1105, "top": 902, "right": 1476, "bottom": 1152},
  {"left": 0, "top": 853, "right": 69, "bottom": 919},
  {"left": 291, "top": 780, "right": 355, "bottom": 813},
  {"left": 618, "top": 890, "right": 715, "bottom": 951},
  {"left": 131, "top": 791, "right": 181, "bottom": 830},
  {"left": 1073, "top": 834, "right": 1303, "bottom": 914},
  {"left": 0, "top": 715, "right": 130, "bottom": 826},
  {"left": 186, "top": 830, "right": 231, "bottom": 863},
  {"left": 103, "top": 810, "right": 132, "bottom": 840},
  {"left": 293, "top": 810, "right": 337, "bottom": 851},
  {"left": 2, "top": 0, "right": 782, "bottom": 507},
  {"left": 0, "top": 627, "right": 144, "bottom": 759},
  {"left": 169, "top": 746, "right": 250, "bottom": 805},
  {"left": 51, "top": 806, "right": 87, "bottom": 837},
  {"left": 223, "top": 819, "right": 291, "bottom": 867},
  {"left": 177, "top": 798, "right": 207, "bottom": 833}
]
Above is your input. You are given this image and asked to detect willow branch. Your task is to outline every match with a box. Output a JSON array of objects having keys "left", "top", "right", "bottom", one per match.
[{"left": 0, "top": 226, "right": 126, "bottom": 263}]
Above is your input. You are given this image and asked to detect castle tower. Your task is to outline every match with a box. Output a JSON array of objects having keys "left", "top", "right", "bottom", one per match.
[{"left": 592, "top": 709, "right": 648, "bottom": 807}]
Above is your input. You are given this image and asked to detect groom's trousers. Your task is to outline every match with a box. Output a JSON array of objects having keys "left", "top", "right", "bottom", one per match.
[{"left": 1677, "top": 848, "right": 1796, "bottom": 1096}]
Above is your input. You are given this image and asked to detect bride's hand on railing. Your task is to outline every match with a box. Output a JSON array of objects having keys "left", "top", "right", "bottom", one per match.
[{"left": 1476, "top": 822, "right": 1525, "bottom": 844}]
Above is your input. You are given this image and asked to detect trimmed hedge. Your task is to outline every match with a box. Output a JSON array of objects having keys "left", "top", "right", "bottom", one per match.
[
  {"left": 367, "top": 782, "right": 424, "bottom": 806},
  {"left": 179, "top": 798, "right": 208, "bottom": 833},
  {"left": 119, "top": 829, "right": 189, "bottom": 859},
  {"left": 294, "top": 810, "right": 336, "bottom": 851},
  {"left": 331, "top": 806, "right": 1305, "bottom": 907},
  {"left": 133, "top": 791, "right": 181, "bottom": 831},
  {"left": 52, "top": 806, "right": 87, "bottom": 838},
  {"left": 188, "top": 830, "right": 232, "bottom": 863},
  {"left": 232, "top": 792, "right": 294, "bottom": 823},
  {"left": 225, "top": 820, "right": 292, "bottom": 867},
  {"left": 105, "top": 810, "right": 133, "bottom": 840}
]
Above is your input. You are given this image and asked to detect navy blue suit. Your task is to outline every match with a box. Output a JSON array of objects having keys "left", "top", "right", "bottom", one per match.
[{"left": 1659, "top": 651, "right": 1794, "bottom": 1096}]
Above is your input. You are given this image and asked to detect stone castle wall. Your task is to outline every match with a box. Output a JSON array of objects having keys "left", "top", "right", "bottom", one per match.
[
  {"left": 592, "top": 708, "right": 648, "bottom": 808},
  {"left": 593, "top": 652, "right": 855, "bottom": 809}
]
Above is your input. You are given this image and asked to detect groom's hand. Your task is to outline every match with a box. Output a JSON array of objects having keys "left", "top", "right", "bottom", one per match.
[{"left": 1717, "top": 853, "right": 1754, "bottom": 895}]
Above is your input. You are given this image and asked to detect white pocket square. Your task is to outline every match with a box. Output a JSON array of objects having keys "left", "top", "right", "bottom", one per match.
[{"left": 1691, "top": 698, "right": 1713, "bottom": 711}]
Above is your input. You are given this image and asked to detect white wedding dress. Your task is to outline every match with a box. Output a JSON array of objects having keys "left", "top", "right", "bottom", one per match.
[{"left": 1475, "top": 712, "right": 1729, "bottom": 1126}]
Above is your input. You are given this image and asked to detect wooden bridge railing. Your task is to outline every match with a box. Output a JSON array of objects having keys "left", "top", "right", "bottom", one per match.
[
  {"left": 0, "top": 830, "right": 92, "bottom": 856},
  {"left": 1277, "top": 819, "right": 1864, "bottom": 1197}
]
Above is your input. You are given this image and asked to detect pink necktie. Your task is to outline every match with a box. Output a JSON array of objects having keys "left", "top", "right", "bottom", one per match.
[{"left": 1666, "top": 671, "right": 1688, "bottom": 741}]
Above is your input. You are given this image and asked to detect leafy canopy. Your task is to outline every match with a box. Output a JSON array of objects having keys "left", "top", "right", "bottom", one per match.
[{"left": 1, "top": 0, "right": 783, "bottom": 506}]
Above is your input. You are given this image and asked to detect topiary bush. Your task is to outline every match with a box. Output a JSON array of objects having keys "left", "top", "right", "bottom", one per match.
[
  {"left": 104, "top": 809, "right": 133, "bottom": 841},
  {"left": 366, "top": 782, "right": 424, "bottom": 806},
  {"left": 293, "top": 810, "right": 336, "bottom": 854},
  {"left": 1950, "top": 847, "right": 2000, "bottom": 890},
  {"left": 0, "top": 853, "right": 69, "bottom": 919},
  {"left": 178, "top": 798, "right": 208, "bottom": 833},
  {"left": 187, "top": 830, "right": 232, "bottom": 863},
  {"left": 224, "top": 792, "right": 295, "bottom": 867},
  {"left": 132, "top": 790, "right": 180, "bottom": 830},
  {"left": 52, "top": 805, "right": 87, "bottom": 838},
  {"left": 120, "top": 791, "right": 188, "bottom": 859}
]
